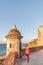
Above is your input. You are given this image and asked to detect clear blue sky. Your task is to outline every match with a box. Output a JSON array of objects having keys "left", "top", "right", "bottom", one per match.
[{"left": 0, "top": 0, "right": 43, "bottom": 43}]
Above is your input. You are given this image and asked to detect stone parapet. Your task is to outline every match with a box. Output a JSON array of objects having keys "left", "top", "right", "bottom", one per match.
[{"left": 0, "top": 52, "right": 15, "bottom": 65}]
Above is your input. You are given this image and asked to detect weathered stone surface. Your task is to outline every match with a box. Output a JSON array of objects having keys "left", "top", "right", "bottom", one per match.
[
  {"left": 0, "top": 52, "right": 15, "bottom": 65},
  {"left": 5, "top": 25, "right": 22, "bottom": 58},
  {"left": 37, "top": 26, "right": 43, "bottom": 46},
  {"left": 4, "top": 52, "right": 15, "bottom": 65}
]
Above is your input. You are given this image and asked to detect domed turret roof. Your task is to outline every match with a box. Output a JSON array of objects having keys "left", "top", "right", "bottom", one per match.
[
  {"left": 5, "top": 25, "right": 23, "bottom": 39},
  {"left": 8, "top": 25, "right": 21, "bottom": 35}
]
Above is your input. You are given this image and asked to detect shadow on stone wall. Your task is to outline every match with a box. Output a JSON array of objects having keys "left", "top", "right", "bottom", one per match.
[{"left": 22, "top": 46, "right": 43, "bottom": 56}]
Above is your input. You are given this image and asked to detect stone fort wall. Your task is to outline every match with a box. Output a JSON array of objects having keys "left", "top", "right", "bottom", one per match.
[{"left": 0, "top": 52, "right": 15, "bottom": 65}]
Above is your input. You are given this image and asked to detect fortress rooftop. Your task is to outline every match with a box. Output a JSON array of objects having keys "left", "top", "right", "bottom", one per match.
[{"left": 5, "top": 25, "right": 23, "bottom": 39}]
